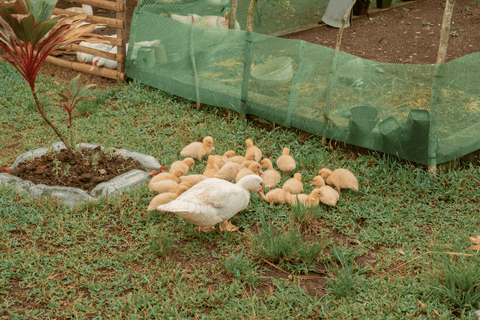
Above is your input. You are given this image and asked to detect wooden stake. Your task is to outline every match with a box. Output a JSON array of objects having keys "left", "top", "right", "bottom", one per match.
[
  {"left": 53, "top": 8, "right": 124, "bottom": 28},
  {"left": 66, "top": 0, "right": 125, "bottom": 12},
  {"left": 246, "top": 0, "right": 257, "bottom": 32},
  {"left": 228, "top": 0, "right": 237, "bottom": 29},
  {"left": 428, "top": 0, "right": 455, "bottom": 173},
  {"left": 116, "top": 0, "right": 127, "bottom": 76},
  {"left": 321, "top": 0, "right": 355, "bottom": 146}
]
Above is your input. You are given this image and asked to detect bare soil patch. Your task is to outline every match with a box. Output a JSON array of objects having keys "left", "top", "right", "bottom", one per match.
[{"left": 280, "top": 0, "right": 480, "bottom": 64}]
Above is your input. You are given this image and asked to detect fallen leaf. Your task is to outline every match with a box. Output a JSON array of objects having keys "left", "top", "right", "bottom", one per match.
[
  {"left": 469, "top": 235, "right": 480, "bottom": 253},
  {"left": 399, "top": 248, "right": 405, "bottom": 255},
  {"left": 2, "top": 167, "right": 11, "bottom": 173},
  {"left": 417, "top": 300, "right": 425, "bottom": 309}
]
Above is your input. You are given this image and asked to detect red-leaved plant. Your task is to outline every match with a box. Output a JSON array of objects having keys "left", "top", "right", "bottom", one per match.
[
  {"left": 0, "top": 0, "right": 104, "bottom": 154},
  {"left": 44, "top": 74, "right": 96, "bottom": 147}
]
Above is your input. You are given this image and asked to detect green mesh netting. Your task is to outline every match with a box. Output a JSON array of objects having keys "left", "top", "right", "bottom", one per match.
[{"left": 125, "top": 0, "right": 480, "bottom": 166}]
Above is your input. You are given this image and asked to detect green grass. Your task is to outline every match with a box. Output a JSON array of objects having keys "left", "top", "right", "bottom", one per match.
[{"left": 1, "top": 60, "right": 480, "bottom": 319}]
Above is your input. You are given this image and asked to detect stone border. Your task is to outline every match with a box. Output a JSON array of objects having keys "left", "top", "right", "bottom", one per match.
[{"left": 0, "top": 142, "right": 161, "bottom": 206}]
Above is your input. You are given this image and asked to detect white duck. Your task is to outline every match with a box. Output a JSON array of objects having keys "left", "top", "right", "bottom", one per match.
[
  {"left": 77, "top": 41, "right": 113, "bottom": 64},
  {"left": 156, "top": 175, "right": 264, "bottom": 232},
  {"left": 66, "top": 4, "right": 94, "bottom": 16},
  {"left": 92, "top": 44, "right": 127, "bottom": 69}
]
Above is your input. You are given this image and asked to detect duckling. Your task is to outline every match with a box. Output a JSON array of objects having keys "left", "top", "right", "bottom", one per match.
[
  {"left": 203, "top": 155, "right": 220, "bottom": 178},
  {"left": 225, "top": 151, "right": 256, "bottom": 165},
  {"left": 310, "top": 175, "right": 326, "bottom": 188},
  {"left": 259, "top": 188, "right": 292, "bottom": 205},
  {"left": 245, "top": 139, "right": 262, "bottom": 162},
  {"left": 179, "top": 174, "right": 208, "bottom": 187},
  {"left": 276, "top": 148, "right": 296, "bottom": 173},
  {"left": 310, "top": 174, "right": 339, "bottom": 205},
  {"left": 170, "top": 157, "right": 195, "bottom": 175},
  {"left": 214, "top": 161, "right": 241, "bottom": 182},
  {"left": 288, "top": 189, "right": 323, "bottom": 207},
  {"left": 260, "top": 158, "right": 281, "bottom": 188},
  {"left": 147, "top": 185, "right": 190, "bottom": 211},
  {"left": 180, "top": 136, "right": 215, "bottom": 161},
  {"left": 235, "top": 162, "right": 261, "bottom": 182},
  {"left": 282, "top": 173, "right": 304, "bottom": 195},
  {"left": 318, "top": 168, "right": 358, "bottom": 192},
  {"left": 317, "top": 186, "right": 340, "bottom": 206},
  {"left": 149, "top": 168, "right": 184, "bottom": 187},
  {"left": 211, "top": 150, "right": 235, "bottom": 169},
  {"left": 149, "top": 180, "right": 190, "bottom": 193}
]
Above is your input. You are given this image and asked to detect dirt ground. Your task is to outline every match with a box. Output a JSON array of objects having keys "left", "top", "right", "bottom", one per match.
[{"left": 39, "top": 0, "right": 480, "bottom": 87}]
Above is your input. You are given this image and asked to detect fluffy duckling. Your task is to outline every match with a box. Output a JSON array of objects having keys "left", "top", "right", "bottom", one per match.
[
  {"left": 276, "top": 148, "right": 296, "bottom": 173},
  {"left": 319, "top": 168, "right": 358, "bottom": 192},
  {"left": 180, "top": 136, "right": 215, "bottom": 161},
  {"left": 179, "top": 174, "right": 208, "bottom": 187},
  {"left": 245, "top": 139, "right": 262, "bottom": 162},
  {"left": 260, "top": 158, "right": 281, "bottom": 188},
  {"left": 170, "top": 157, "right": 195, "bottom": 175},
  {"left": 318, "top": 186, "right": 340, "bottom": 206},
  {"left": 282, "top": 173, "right": 304, "bottom": 194},
  {"left": 149, "top": 180, "right": 190, "bottom": 193},
  {"left": 288, "top": 189, "right": 323, "bottom": 207},
  {"left": 211, "top": 150, "right": 235, "bottom": 169},
  {"left": 203, "top": 155, "right": 220, "bottom": 178},
  {"left": 310, "top": 175, "right": 339, "bottom": 206},
  {"left": 235, "top": 162, "right": 261, "bottom": 182},
  {"left": 225, "top": 151, "right": 256, "bottom": 165},
  {"left": 149, "top": 168, "right": 184, "bottom": 186},
  {"left": 259, "top": 188, "right": 292, "bottom": 205},
  {"left": 310, "top": 175, "right": 326, "bottom": 188},
  {"left": 147, "top": 185, "right": 190, "bottom": 211},
  {"left": 214, "top": 161, "right": 241, "bottom": 182}
]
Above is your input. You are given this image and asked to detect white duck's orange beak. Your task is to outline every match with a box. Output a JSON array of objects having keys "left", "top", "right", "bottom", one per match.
[{"left": 258, "top": 183, "right": 264, "bottom": 193}]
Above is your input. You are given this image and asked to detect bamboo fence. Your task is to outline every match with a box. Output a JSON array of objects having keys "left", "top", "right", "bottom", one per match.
[{"left": 47, "top": 0, "right": 127, "bottom": 80}]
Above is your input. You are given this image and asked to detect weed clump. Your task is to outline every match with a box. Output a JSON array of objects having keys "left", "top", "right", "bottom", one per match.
[
  {"left": 425, "top": 253, "right": 480, "bottom": 312},
  {"left": 251, "top": 215, "right": 325, "bottom": 274}
]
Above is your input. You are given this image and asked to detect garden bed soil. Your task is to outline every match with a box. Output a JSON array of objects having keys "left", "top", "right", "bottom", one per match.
[{"left": 9, "top": 146, "right": 146, "bottom": 194}]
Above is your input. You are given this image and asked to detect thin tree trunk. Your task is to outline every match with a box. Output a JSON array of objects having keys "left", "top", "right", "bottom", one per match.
[
  {"left": 31, "top": 84, "right": 76, "bottom": 154},
  {"left": 428, "top": 0, "right": 455, "bottom": 173}
]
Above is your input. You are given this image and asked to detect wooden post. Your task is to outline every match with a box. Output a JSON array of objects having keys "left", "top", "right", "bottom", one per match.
[
  {"left": 228, "top": 0, "right": 237, "bottom": 29},
  {"left": 116, "top": 0, "right": 127, "bottom": 77},
  {"left": 321, "top": 0, "right": 355, "bottom": 146},
  {"left": 428, "top": 0, "right": 455, "bottom": 173}
]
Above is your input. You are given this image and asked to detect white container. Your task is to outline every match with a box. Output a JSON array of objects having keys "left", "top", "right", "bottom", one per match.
[
  {"left": 322, "top": 0, "right": 356, "bottom": 28},
  {"left": 251, "top": 57, "right": 294, "bottom": 88}
]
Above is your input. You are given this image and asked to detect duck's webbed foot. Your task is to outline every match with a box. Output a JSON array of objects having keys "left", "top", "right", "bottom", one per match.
[
  {"left": 198, "top": 225, "right": 216, "bottom": 233},
  {"left": 219, "top": 220, "right": 238, "bottom": 232}
]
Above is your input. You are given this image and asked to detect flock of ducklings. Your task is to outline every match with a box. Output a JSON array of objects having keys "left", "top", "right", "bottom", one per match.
[{"left": 147, "top": 136, "right": 358, "bottom": 211}]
